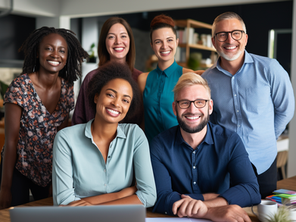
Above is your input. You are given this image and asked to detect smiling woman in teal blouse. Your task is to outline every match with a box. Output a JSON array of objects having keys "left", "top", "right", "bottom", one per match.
[
  {"left": 52, "top": 62, "right": 156, "bottom": 207},
  {"left": 138, "top": 14, "right": 203, "bottom": 142}
]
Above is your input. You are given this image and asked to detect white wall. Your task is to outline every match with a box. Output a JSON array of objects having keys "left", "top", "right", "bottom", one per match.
[
  {"left": 60, "top": 0, "right": 285, "bottom": 17},
  {"left": 1, "top": 0, "right": 287, "bottom": 18},
  {"left": 0, "top": 0, "right": 59, "bottom": 17}
]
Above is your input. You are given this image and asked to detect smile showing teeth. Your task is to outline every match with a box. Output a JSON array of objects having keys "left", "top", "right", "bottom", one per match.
[
  {"left": 186, "top": 116, "right": 200, "bottom": 120},
  {"left": 48, "top": 61, "right": 60, "bottom": 66},
  {"left": 225, "top": 46, "right": 236, "bottom": 50},
  {"left": 107, "top": 108, "right": 119, "bottom": 115},
  {"left": 114, "top": 47, "right": 124, "bottom": 51},
  {"left": 161, "top": 51, "right": 170, "bottom": 55}
]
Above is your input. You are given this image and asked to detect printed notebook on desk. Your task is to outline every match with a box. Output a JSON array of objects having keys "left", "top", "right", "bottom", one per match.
[{"left": 10, "top": 205, "right": 145, "bottom": 222}]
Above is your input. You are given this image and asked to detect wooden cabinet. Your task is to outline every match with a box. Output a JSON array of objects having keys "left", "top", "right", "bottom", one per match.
[{"left": 174, "top": 19, "right": 216, "bottom": 69}]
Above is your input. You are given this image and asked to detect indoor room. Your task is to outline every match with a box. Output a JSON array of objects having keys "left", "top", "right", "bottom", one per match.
[{"left": 0, "top": 0, "right": 295, "bottom": 221}]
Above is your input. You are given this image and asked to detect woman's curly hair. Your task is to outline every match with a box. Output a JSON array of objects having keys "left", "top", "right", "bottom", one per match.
[
  {"left": 87, "top": 62, "right": 141, "bottom": 121},
  {"left": 19, "top": 26, "right": 89, "bottom": 84}
]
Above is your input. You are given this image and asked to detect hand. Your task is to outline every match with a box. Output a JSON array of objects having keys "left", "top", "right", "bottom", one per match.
[
  {"left": 64, "top": 199, "right": 92, "bottom": 206},
  {"left": 172, "top": 194, "right": 208, "bottom": 218},
  {"left": 205, "top": 205, "right": 251, "bottom": 222},
  {"left": 0, "top": 188, "right": 12, "bottom": 209}
]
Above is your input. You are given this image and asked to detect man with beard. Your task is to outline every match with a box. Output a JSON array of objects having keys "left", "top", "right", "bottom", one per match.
[
  {"left": 202, "top": 12, "right": 294, "bottom": 198},
  {"left": 150, "top": 73, "right": 260, "bottom": 221}
]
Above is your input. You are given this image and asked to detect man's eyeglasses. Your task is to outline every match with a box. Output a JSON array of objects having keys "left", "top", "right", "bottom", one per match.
[
  {"left": 176, "top": 99, "right": 208, "bottom": 109},
  {"left": 214, "top": 30, "right": 245, "bottom": 42}
]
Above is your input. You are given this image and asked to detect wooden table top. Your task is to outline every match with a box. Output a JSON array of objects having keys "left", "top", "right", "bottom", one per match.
[
  {"left": 277, "top": 175, "right": 296, "bottom": 190},
  {"left": 1, "top": 176, "right": 295, "bottom": 222}
]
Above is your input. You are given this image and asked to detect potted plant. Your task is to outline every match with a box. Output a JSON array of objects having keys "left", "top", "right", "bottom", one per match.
[
  {"left": 0, "top": 81, "right": 8, "bottom": 100},
  {"left": 267, "top": 206, "right": 292, "bottom": 222},
  {"left": 187, "top": 52, "right": 201, "bottom": 70},
  {"left": 87, "top": 43, "right": 97, "bottom": 63}
]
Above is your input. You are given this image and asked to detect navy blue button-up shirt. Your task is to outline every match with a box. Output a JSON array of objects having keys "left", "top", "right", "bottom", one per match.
[{"left": 150, "top": 122, "right": 261, "bottom": 215}]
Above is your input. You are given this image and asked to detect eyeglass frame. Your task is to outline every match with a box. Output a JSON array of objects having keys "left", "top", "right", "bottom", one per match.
[
  {"left": 176, "top": 99, "right": 209, "bottom": 109},
  {"left": 214, "top": 30, "right": 245, "bottom": 42}
]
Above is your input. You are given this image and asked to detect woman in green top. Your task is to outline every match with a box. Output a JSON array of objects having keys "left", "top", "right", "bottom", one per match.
[{"left": 138, "top": 14, "right": 203, "bottom": 142}]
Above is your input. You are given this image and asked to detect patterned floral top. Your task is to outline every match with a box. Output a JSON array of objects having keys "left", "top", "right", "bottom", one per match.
[{"left": 3, "top": 74, "right": 74, "bottom": 187}]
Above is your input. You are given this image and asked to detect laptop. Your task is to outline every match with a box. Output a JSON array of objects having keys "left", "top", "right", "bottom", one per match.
[{"left": 10, "top": 204, "right": 145, "bottom": 222}]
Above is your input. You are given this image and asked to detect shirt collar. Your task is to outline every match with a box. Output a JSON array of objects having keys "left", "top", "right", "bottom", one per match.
[
  {"left": 156, "top": 60, "right": 178, "bottom": 77},
  {"left": 175, "top": 123, "right": 214, "bottom": 148},
  {"left": 84, "top": 119, "right": 127, "bottom": 140},
  {"left": 203, "top": 123, "right": 214, "bottom": 145}
]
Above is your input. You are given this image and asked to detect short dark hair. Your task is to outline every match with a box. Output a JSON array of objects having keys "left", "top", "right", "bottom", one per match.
[
  {"left": 19, "top": 26, "right": 89, "bottom": 84},
  {"left": 88, "top": 62, "right": 140, "bottom": 120},
  {"left": 150, "top": 14, "right": 177, "bottom": 43},
  {"left": 98, "top": 17, "right": 136, "bottom": 72}
]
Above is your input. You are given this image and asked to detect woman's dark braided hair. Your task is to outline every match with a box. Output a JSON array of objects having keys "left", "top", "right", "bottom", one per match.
[{"left": 19, "top": 26, "right": 89, "bottom": 84}]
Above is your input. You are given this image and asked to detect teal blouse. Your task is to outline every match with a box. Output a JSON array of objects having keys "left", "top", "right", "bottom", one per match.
[
  {"left": 52, "top": 120, "right": 156, "bottom": 207},
  {"left": 143, "top": 61, "right": 182, "bottom": 142}
]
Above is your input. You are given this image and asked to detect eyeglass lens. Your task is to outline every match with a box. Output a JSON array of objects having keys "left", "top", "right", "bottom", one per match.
[
  {"left": 178, "top": 100, "right": 207, "bottom": 108},
  {"left": 216, "top": 30, "right": 243, "bottom": 42}
]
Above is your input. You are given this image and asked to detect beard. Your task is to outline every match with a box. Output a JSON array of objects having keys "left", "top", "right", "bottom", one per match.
[
  {"left": 217, "top": 45, "right": 243, "bottom": 61},
  {"left": 176, "top": 108, "right": 209, "bottom": 134}
]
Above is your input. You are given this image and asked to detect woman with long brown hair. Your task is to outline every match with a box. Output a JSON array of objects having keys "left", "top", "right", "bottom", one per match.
[{"left": 72, "top": 17, "right": 142, "bottom": 126}]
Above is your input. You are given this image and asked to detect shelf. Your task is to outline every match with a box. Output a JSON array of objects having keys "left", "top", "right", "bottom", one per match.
[
  {"left": 178, "top": 43, "right": 216, "bottom": 52},
  {"left": 200, "top": 63, "right": 213, "bottom": 68},
  {"left": 177, "top": 62, "right": 213, "bottom": 70},
  {"left": 146, "top": 19, "right": 216, "bottom": 71},
  {"left": 174, "top": 18, "right": 216, "bottom": 69}
]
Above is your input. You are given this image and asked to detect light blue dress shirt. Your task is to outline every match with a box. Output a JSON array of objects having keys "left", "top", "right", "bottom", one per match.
[
  {"left": 143, "top": 61, "right": 182, "bottom": 142},
  {"left": 52, "top": 120, "right": 156, "bottom": 207},
  {"left": 202, "top": 51, "right": 295, "bottom": 174}
]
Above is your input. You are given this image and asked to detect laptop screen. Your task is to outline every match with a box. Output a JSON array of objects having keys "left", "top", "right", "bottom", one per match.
[{"left": 10, "top": 205, "right": 145, "bottom": 222}]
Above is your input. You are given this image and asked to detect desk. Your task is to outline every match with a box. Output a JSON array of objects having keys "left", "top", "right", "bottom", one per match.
[
  {"left": 277, "top": 176, "right": 296, "bottom": 190},
  {"left": 1, "top": 176, "right": 296, "bottom": 222}
]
